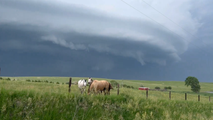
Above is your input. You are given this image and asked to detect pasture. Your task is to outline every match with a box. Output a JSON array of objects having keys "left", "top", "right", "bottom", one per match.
[{"left": 0, "top": 76, "right": 213, "bottom": 120}]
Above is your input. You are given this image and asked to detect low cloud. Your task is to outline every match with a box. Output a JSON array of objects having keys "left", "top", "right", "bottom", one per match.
[{"left": 0, "top": 0, "right": 208, "bottom": 66}]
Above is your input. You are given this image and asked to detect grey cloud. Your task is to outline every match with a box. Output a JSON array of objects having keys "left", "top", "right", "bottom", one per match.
[
  {"left": 1, "top": 0, "right": 213, "bottom": 82},
  {"left": 0, "top": 0, "right": 203, "bottom": 65}
]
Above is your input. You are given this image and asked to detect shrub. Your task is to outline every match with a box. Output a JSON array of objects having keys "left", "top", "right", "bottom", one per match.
[
  {"left": 164, "top": 86, "right": 172, "bottom": 90},
  {"left": 0, "top": 77, "right": 3, "bottom": 80},
  {"left": 56, "top": 82, "right": 60, "bottom": 84},
  {"left": 26, "top": 79, "right": 31, "bottom": 82},
  {"left": 123, "top": 84, "right": 127, "bottom": 87},
  {"left": 155, "top": 86, "right": 160, "bottom": 89},
  {"left": 110, "top": 80, "right": 119, "bottom": 87},
  {"left": 6, "top": 78, "right": 11, "bottom": 81},
  {"left": 35, "top": 80, "right": 38, "bottom": 82}
]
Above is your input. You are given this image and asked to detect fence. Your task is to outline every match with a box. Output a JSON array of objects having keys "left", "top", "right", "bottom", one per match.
[
  {"left": 67, "top": 79, "right": 212, "bottom": 102},
  {"left": 144, "top": 89, "right": 211, "bottom": 102}
]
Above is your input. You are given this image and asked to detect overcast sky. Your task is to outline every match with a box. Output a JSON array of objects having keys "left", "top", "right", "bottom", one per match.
[{"left": 0, "top": 0, "right": 213, "bottom": 82}]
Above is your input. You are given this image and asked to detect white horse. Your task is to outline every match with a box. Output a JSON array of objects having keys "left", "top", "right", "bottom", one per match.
[
  {"left": 88, "top": 77, "right": 93, "bottom": 86},
  {"left": 78, "top": 79, "right": 87, "bottom": 94}
]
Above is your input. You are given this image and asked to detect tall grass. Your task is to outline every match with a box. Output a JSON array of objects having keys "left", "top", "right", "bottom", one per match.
[
  {"left": 0, "top": 88, "right": 213, "bottom": 120},
  {"left": 0, "top": 78, "right": 213, "bottom": 119}
]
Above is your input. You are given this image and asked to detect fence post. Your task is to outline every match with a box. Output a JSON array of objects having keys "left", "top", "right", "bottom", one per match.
[
  {"left": 146, "top": 89, "right": 148, "bottom": 99},
  {"left": 69, "top": 77, "right": 72, "bottom": 93},
  {"left": 117, "top": 84, "right": 119, "bottom": 95},
  {"left": 198, "top": 95, "right": 200, "bottom": 102},
  {"left": 169, "top": 91, "right": 171, "bottom": 100},
  {"left": 209, "top": 96, "right": 211, "bottom": 102},
  {"left": 185, "top": 93, "right": 187, "bottom": 100}
]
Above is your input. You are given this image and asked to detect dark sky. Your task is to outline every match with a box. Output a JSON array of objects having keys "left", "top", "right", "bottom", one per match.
[{"left": 0, "top": 0, "right": 213, "bottom": 82}]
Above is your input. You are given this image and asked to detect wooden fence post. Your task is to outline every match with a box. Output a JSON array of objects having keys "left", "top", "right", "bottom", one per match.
[
  {"left": 198, "top": 95, "right": 200, "bottom": 102},
  {"left": 117, "top": 84, "right": 119, "bottom": 95},
  {"left": 69, "top": 77, "right": 72, "bottom": 93},
  {"left": 185, "top": 93, "right": 187, "bottom": 100},
  {"left": 209, "top": 96, "right": 211, "bottom": 102},
  {"left": 146, "top": 89, "right": 148, "bottom": 99},
  {"left": 169, "top": 91, "right": 171, "bottom": 100}
]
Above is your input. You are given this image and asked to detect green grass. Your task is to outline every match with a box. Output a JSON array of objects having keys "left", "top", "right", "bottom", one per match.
[{"left": 0, "top": 77, "right": 213, "bottom": 120}]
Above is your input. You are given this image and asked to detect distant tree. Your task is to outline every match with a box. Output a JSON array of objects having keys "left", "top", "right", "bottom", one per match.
[
  {"left": 185, "top": 76, "right": 201, "bottom": 93},
  {"left": 155, "top": 86, "right": 160, "bottom": 89}
]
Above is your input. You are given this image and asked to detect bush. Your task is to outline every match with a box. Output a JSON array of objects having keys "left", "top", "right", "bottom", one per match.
[
  {"left": 168, "top": 86, "right": 172, "bottom": 90},
  {"left": 110, "top": 80, "right": 119, "bottom": 87},
  {"left": 26, "top": 79, "right": 31, "bottom": 82},
  {"left": 0, "top": 77, "right": 3, "bottom": 80},
  {"left": 56, "top": 82, "right": 60, "bottom": 84},
  {"left": 6, "top": 78, "right": 11, "bottom": 81},
  {"left": 155, "top": 86, "right": 160, "bottom": 89}
]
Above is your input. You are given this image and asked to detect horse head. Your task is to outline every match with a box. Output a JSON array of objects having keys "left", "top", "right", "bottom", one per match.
[{"left": 88, "top": 77, "right": 93, "bottom": 84}]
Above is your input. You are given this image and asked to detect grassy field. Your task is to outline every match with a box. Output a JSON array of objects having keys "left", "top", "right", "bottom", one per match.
[{"left": 0, "top": 76, "right": 213, "bottom": 120}]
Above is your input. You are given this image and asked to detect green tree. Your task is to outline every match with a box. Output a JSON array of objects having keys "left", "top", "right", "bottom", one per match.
[{"left": 185, "top": 76, "right": 201, "bottom": 93}]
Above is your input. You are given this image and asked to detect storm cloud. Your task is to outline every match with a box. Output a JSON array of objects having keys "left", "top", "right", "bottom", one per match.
[{"left": 0, "top": 0, "right": 213, "bottom": 82}]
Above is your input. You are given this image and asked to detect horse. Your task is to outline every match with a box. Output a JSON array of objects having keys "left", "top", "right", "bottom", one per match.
[
  {"left": 88, "top": 79, "right": 113, "bottom": 95},
  {"left": 88, "top": 77, "right": 93, "bottom": 86},
  {"left": 78, "top": 79, "right": 87, "bottom": 94}
]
